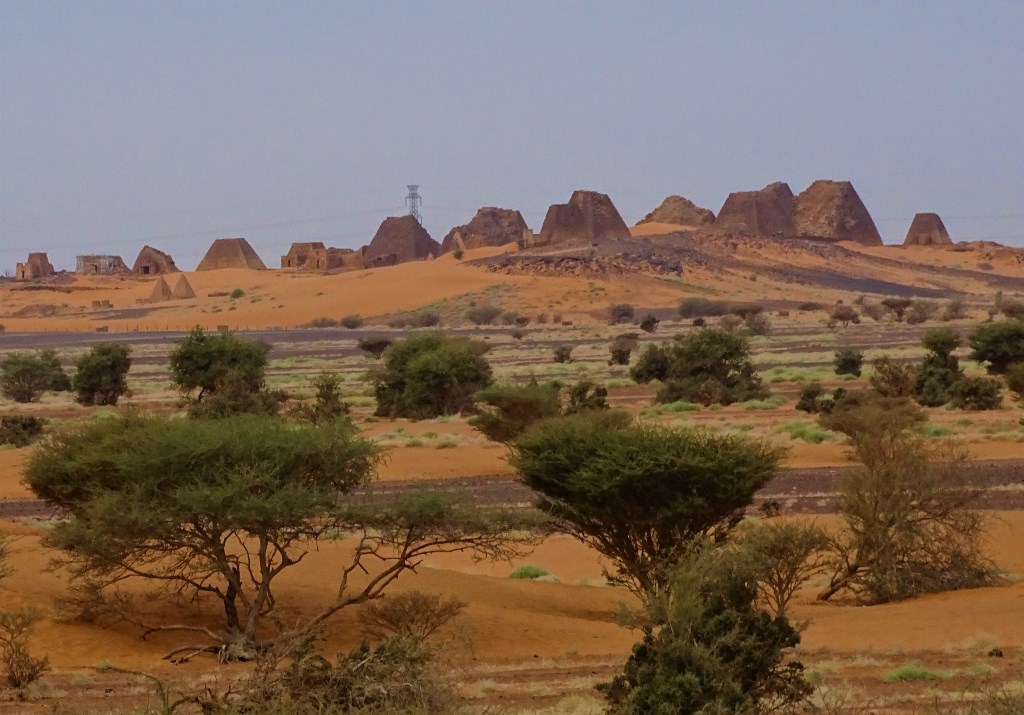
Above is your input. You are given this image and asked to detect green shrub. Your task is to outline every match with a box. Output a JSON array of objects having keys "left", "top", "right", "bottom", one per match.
[
  {"left": 639, "top": 314, "right": 660, "bottom": 333},
  {"left": 340, "top": 314, "right": 364, "bottom": 329},
  {"left": 743, "top": 396, "right": 785, "bottom": 410},
  {"left": 466, "top": 304, "right": 502, "bottom": 326},
  {"left": 307, "top": 317, "right": 339, "bottom": 328},
  {"left": 882, "top": 663, "right": 950, "bottom": 682},
  {"left": 609, "top": 304, "right": 635, "bottom": 325},
  {"left": 601, "top": 544, "right": 811, "bottom": 714},
  {"left": 230, "top": 288, "right": 245, "bottom": 299},
  {"left": 609, "top": 335, "right": 637, "bottom": 365},
  {"left": 1006, "top": 363, "right": 1024, "bottom": 401},
  {"left": 948, "top": 378, "right": 1003, "bottom": 410},
  {"left": 798, "top": 302, "right": 824, "bottom": 312},
  {"left": 796, "top": 382, "right": 825, "bottom": 413},
  {"left": 373, "top": 331, "right": 492, "bottom": 419},
  {"left": 73, "top": 342, "right": 132, "bottom": 406},
  {"left": 969, "top": 320, "right": 1024, "bottom": 374},
  {"left": 744, "top": 312, "right": 772, "bottom": 336},
  {"left": 739, "top": 521, "right": 827, "bottom": 618},
  {"left": 779, "top": 421, "right": 832, "bottom": 443},
  {"left": 0, "top": 415, "right": 47, "bottom": 447},
  {"left": 869, "top": 356, "right": 916, "bottom": 398},
  {"left": 469, "top": 382, "right": 562, "bottom": 443},
  {"left": 509, "top": 565, "right": 550, "bottom": 580},
  {"left": 553, "top": 345, "right": 574, "bottom": 363},
  {"left": 834, "top": 348, "right": 864, "bottom": 377},
  {"left": 678, "top": 297, "right": 728, "bottom": 318},
  {"left": 358, "top": 335, "right": 393, "bottom": 360},
  {"left": 631, "top": 329, "right": 767, "bottom": 406},
  {"left": 0, "top": 350, "right": 69, "bottom": 403},
  {"left": 830, "top": 305, "right": 860, "bottom": 326}
]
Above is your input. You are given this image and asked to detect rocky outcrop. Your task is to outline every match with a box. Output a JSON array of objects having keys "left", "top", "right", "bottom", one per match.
[
  {"left": 637, "top": 195, "right": 715, "bottom": 227},
  {"left": 364, "top": 216, "right": 440, "bottom": 266},
  {"left": 538, "top": 190, "right": 631, "bottom": 244},
  {"left": 903, "top": 213, "right": 953, "bottom": 246},
  {"left": 793, "top": 180, "right": 882, "bottom": 246},
  {"left": 132, "top": 246, "right": 179, "bottom": 275},
  {"left": 714, "top": 183, "right": 797, "bottom": 236},
  {"left": 440, "top": 207, "right": 528, "bottom": 254},
  {"left": 196, "top": 238, "right": 267, "bottom": 271}
]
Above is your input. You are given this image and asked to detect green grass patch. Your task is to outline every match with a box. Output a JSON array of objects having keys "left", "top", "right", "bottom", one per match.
[
  {"left": 742, "top": 396, "right": 786, "bottom": 410},
  {"left": 916, "top": 423, "right": 952, "bottom": 439},
  {"left": 662, "top": 401, "right": 702, "bottom": 413},
  {"left": 882, "top": 663, "right": 950, "bottom": 682},
  {"left": 779, "top": 421, "right": 833, "bottom": 444},
  {"left": 509, "top": 565, "right": 551, "bottom": 580}
]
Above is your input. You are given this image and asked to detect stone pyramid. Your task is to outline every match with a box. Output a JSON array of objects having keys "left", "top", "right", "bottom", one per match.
[
  {"left": 196, "top": 237, "right": 267, "bottom": 271},
  {"left": 903, "top": 213, "right": 952, "bottom": 246},
  {"left": 638, "top": 195, "right": 715, "bottom": 227},
  {"left": 793, "top": 180, "right": 882, "bottom": 246},
  {"left": 538, "top": 190, "right": 631, "bottom": 244},
  {"left": 172, "top": 274, "right": 196, "bottom": 299},
  {"left": 148, "top": 275, "right": 173, "bottom": 302},
  {"left": 364, "top": 215, "right": 440, "bottom": 266},
  {"left": 714, "top": 182, "right": 797, "bottom": 236},
  {"left": 440, "top": 207, "right": 529, "bottom": 254}
]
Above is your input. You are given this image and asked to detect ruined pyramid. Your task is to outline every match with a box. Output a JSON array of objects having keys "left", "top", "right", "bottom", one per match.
[
  {"left": 793, "top": 180, "right": 882, "bottom": 246},
  {"left": 363, "top": 215, "right": 440, "bottom": 266},
  {"left": 441, "top": 207, "right": 529, "bottom": 254},
  {"left": 196, "top": 238, "right": 267, "bottom": 271},
  {"left": 714, "top": 182, "right": 797, "bottom": 236},
  {"left": 538, "top": 190, "right": 631, "bottom": 244},
  {"left": 638, "top": 195, "right": 715, "bottom": 227},
  {"left": 903, "top": 213, "right": 953, "bottom": 246}
]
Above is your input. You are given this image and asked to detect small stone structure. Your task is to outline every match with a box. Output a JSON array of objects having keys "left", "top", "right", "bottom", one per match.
[
  {"left": 171, "top": 274, "right": 196, "bottom": 299},
  {"left": 196, "top": 238, "right": 267, "bottom": 271},
  {"left": 793, "top": 180, "right": 882, "bottom": 246},
  {"left": 363, "top": 216, "right": 440, "bottom": 266},
  {"left": 280, "top": 242, "right": 364, "bottom": 271},
  {"left": 15, "top": 252, "right": 55, "bottom": 280},
  {"left": 638, "top": 195, "right": 715, "bottom": 227},
  {"left": 440, "top": 207, "right": 529, "bottom": 254},
  {"left": 538, "top": 190, "right": 631, "bottom": 244},
  {"left": 148, "top": 275, "right": 174, "bottom": 302},
  {"left": 132, "top": 246, "right": 179, "bottom": 275},
  {"left": 76, "top": 255, "right": 129, "bottom": 275},
  {"left": 903, "top": 213, "right": 953, "bottom": 246},
  {"left": 714, "top": 182, "right": 797, "bottom": 236}
]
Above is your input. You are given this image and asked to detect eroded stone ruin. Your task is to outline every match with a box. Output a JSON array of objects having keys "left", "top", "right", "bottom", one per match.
[
  {"left": 793, "top": 180, "right": 882, "bottom": 246},
  {"left": 638, "top": 195, "right": 715, "bottom": 227},
  {"left": 538, "top": 190, "right": 631, "bottom": 244},
  {"left": 363, "top": 216, "right": 440, "bottom": 266},
  {"left": 196, "top": 238, "right": 267, "bottom": 271},
  {"left": 15, "top": 252, "right": 55, "bottom": 280},
  {"left": 77, "top": 255, "right": 129, "bottom": 275},
  {"left": 903, "top": 213, "right": 953, "bottom": 246},
  {"left": 132, "top": 246, "right": 179, "bottom": 275},
  {"left": 713, "top": 182, "right": 797, "bottom": 236},
  {"left": 280, "top": 242, "right": 364, "bottom": 271},
  {"left": 440, "top": 207, "right": 529, "bottom": 254}
]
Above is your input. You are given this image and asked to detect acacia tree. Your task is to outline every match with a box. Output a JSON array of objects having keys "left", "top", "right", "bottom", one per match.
[
  {"left": 817, "top": 392, "right": 995, "bottom": 602},
  {"left": 26, "top": 414, "right": 533, "bottom": 662},
  {"left": 74, "top": 342, "right": 132, "bottom": 406},
  {"left": 510, "top": 416, "right": 781, "bottom": 603},
  {"left": 0, "top": 350, "right": 69, "bottom": 403},
  {"left": 169, "top": 327, "right": 270, "bottom": 402}
]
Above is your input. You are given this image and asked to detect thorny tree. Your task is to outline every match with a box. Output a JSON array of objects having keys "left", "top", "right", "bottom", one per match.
[{"left": 27, "top": 413, "right": 537, "bottom": 662}]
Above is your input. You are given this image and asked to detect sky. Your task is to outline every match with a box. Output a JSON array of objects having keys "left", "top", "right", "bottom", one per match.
[{"left": 2, "top": 1, "right": 1023, "bottom": 272}]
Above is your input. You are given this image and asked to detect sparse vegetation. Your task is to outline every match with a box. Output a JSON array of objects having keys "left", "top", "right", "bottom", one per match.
[
  {"left": 357, "top": 335, "right": 393, "bottom": 359},
  {"left": 0, "top": 608, "right": 50, "bottom": 695},
  {"left": 361, "top": 590, "right": 465, "bottom": 642},
  {"left": 969, "top": 319, "right": 1024, "bottom": 374},
  {"left": 678, "top": 297, "right": 728, "bottom": 318},
  {"left": 739, "top": 520, "right": 827, "bottom": 618},
  {"left": 639, "top": 314, "right": 659, "bottom": 333},
  {"left": 608, "top": 334, "right": 636, "bottom": 365},
  {"left": 553, "top": 345, "right": 574, "bottom": 363},
  {"left": 830, "top": 304, "right": 860, "bottom": 327},
  {"left": 466, "top": 304, "right": 502, "bottom": 326},
  {"left": 509, "top": 565, "right": 551, "bottom": 580},
  {"left": 609, "top": 303, "right": 635, "bottom": 324}
]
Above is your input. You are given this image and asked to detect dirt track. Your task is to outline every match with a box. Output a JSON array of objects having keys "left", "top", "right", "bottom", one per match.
[{"left": 4, "top": 459, "right": 1022, "bottom": 519}]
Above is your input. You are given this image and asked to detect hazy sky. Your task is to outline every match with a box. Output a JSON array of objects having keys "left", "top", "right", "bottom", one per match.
[{"left": 2, "top": 1, "right": 1023, "bottom": 271}]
